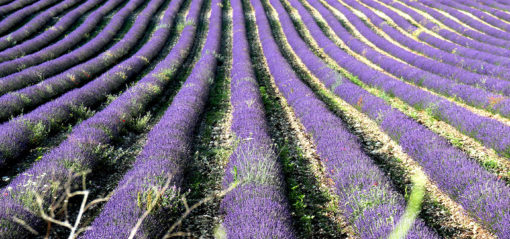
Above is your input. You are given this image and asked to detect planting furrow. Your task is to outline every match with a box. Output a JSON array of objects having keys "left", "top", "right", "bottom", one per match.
[
  {"left": 0, "top": 0, "right": 185, "bottom": 170},
  {"left": 0, "top": 0, "right": 37, "bottom": 19},
  {"left": 81, "top": 1, "right": 221, "bottom": 237},
  {"left": 452, "top": 0, "right": 510, "bottom": 23},
  {"left": 419, "top": 0, "right": 510, "bottom": 42},
  {"left": 0, "top": 0, "right": 105, "bottom": 55},
  {"left": 303, "top": 0, "right": 510, "bottom": 157},
  {"left": 359, "top": 0, "right": 510, "bottom": 69},
  {"left": 249, "top": 0, "right": 439, "bottom": 237},
  {"left": 219, "top": 0, "right": 295, "bottom": 237},
  {"left": 0, "top": 0, "right": 203, "bottom": 236},
  {"left": 0, "top": 0, "right": 148, "bottom": 89},
  {"left": 0, "top": 0, "right": 166, "bottom": 122},
  {"left": 320, "top": 0, "right": 510, "bottom": 97},
  {"left": 283, "top": 0, "right": 510, "bottom": 236},
  {"left": 344, "top": 0, "right": 510, "bottom": 80},
  {"left": 396, "top": 0, "right": 510, "bottom": 49},
  {"left": 0, "top": 0, "right": 84, "bottom": 52},
  {"left": 0, "top": 0, "right": 60, "bottom": 37}
]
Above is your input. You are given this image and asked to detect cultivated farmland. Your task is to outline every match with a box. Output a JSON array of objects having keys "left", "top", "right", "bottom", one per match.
[{"left": 0, "top": 0, "right": 509, "bottom": 238}]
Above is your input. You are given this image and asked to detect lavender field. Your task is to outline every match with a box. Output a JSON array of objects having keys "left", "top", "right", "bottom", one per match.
[{"left": 0, "top": 0, "right": 509, "bottom": 238}]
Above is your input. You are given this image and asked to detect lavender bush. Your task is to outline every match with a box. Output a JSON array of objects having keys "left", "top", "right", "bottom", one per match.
[
  {"left": 344, "top": 0, "right": 510, "bottom": 79},
  {"left": 377, "top": 0, "right": 510, "bottom": 58},
  {"left": 452, "top": 0, "right": 510, "bottom": 23},
  {"left": 0, "top": 0, "right": 83, "bottom": 52},
  {"left": 0, "top": 0, "right": 36, "bottom": 15},
  {"left": 0, "top": 0, "right": 184, "bottom": 167},
  {"left": 0, "top": 0, "right": 165, "bottom": 121},
  {"left": 0, "top": 0, "right": 108, "bottom": 57},
  {"left": 284, "top": 0, "right": 510, "bottom": 236},
  {"left": 398, "top": 0, "right": 510, "bottom": 49},
  {"left": 0, "top": 0, "right": 202, "bottom": 236},
  {"left": 443, "top": 0, "right": 510, "bottom": 33},
  {"left": 323, "top": 0, "right": 510, "bottom": 97},
  {"left": 0, "top": 0, "right": 145, "bottom": 88},
  {"left": 0, "top": 0, "right": 56, "bottom": 29},
  {"left": 82, "top": 0, "right": 221, "bottom": 237},
  {"left": 305, "top": 0, "right": 510, "bottom": 157},
  {"left": 250, "top": 0, "right": 438, "bottom": 236},
  {"left": 359, "top": 0, "right": 510, "bottom": 68},
  {"left": 420, "top": 0, "right": 510, "bottom": 41},
  {"left": 220, "top": 0, "right": 296, "bottom": 237}
]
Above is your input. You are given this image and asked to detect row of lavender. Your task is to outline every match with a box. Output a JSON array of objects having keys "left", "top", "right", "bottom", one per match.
[
  {"left": 0, "top": 0, "right": 112, "bottom": 60},
  {"left": 0, "top": 0, "right": 200, "bottom": 235},
  {"left": 305, "top": 0, "right": 510, "bottom": 158},
  {"left": 323, "top": 0, "right": 510, "bottom": 119},
  {"left": 351, "top": 0, "right": 510, "bottom": 79},
  {"left": 0, "top": 0, "right": 181, "bottom": 173},
  {"left": 0, "top": 0, "right": 146, "bottom": 92},
  {"left": 377, "top": 0, "right": 510, "bottom": 59},
  {"left": 251, "top": 0, "right": 435, "bottom": 236},
  {"left": 444, "top": 0, "right": 510, "bottom": 33},
  {"left": 390, "top": 0, "right": 510, "bottom": 68},
  {"left": 0, "top": 0, "right": 59, "bottom": 35},
  {"left": 452, "top": 0, "right": 510, "bottom": 23},
  {"left": 422, "top": 0, "right": 510, "bottom": 42},
  {"left": 0, "top": 0, "right": 162, "bottom": 123},
  {"left": 0, "top": 0, "right": 82, "bottom": 52},
  {"left": 0, "top": 0, "right": 37, "bottom": 17},
  {"left": 326, "top": 0, "right": 510, "bottom": 97},
  {"left": 220, "top": 0, "right": 295, "bottom": 236},
  {"left": 275, "top": 0, "right": 510, "bottom": 236},
  {"left": 359, "top": 0, "right": 510, "bottom": 76},
  {"left": 401, "top": 0, "right": 510, "bottom": 49},
  {"left": 82, "top": 0, "right": 221, "bottom": 235}
]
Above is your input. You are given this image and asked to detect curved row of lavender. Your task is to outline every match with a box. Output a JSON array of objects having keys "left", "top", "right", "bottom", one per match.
[
  {"left": 285, "top": 0, "right": 510, "bottom": 236},
  {"left": 345, "top": 0, "right": 510, "bottom": 80},
  {"left": 359, "top": 0, "right": 510, "bottom": 72},
  {"left": 82, "top": 1, "right": 222, "bottom": 237},
  {"left": 397, "top": 0, "right": 510, "bottom": 49},
  {"left": 252, "top": 0, "right": 437, "bottom": 236},
  {"left": 0, "top": 0, "right": 60, "bottom": 36},
  {"left": 453, "top": 0, "right": 510, "bottom": 23},
  {"left": 0, "top": 0, "right": 195, "bottom": 236},
  {"left": 380, "top": 0, "right": 510, "bottom": 59},
  {"left": 0, "top": 0, "right": 107, "bottom": 58},
  {"left": 0, "top": 0, "right": 15, "bottom": 8},
  {"left": 0, "top": 0, "right": 38, "bottom": 19},
  {"left": 0, "top": 0, "right": 164, "bottom": 122},
  {"left": 307, "top": 0, "right": 510, "bottom": 156},
  {"left": 0, "top": 0, "right": 183, "bottom": 168},
  {"left": 443, "top": 0, "right": 510, "bottom": 33},
  {"left": 340, "top": 0, "right": 510, "bottom": 116},
  {"left": 324, "top": 0, "right": 510, "bottom": 97},
  {"left": 334, "top": 0, "right": 510, "bottom": 118},
  {"left": 219, "top": 0, "right": 295, "bottom": 237},
  {"left": 0, "top": 0, "right": 83, "bottom": 52},
  {"left": 420, "top": 0, "right": 510, "bottom": 42},
  {"left": 0, "top": 0, "right": 146, "bottom": 90},
  {"left": 478, "top": 0, "right": 510, "bottom": 12}
]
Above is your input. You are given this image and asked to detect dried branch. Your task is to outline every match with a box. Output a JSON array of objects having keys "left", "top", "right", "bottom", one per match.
[
  {"left": 12, "top": 171, "right": 110, "bottom": 239},
  {"left": 127, "top": 176, "right": 173, "bottom": 239},
  {"left": 162, "top": 182, "right": 239, "bottom": 239},
  {"left": 12, "top": 216, "right": 39, "bottom": 236}
]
